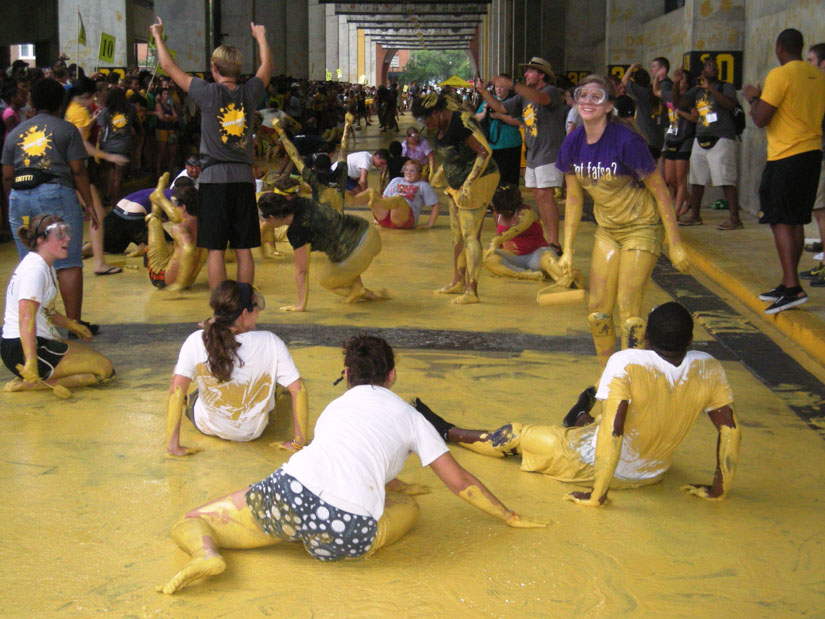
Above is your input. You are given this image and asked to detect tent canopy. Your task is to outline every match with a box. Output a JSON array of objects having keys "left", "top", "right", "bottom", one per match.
[{"left": 438, "top": 75, "right": 473, "bottom": 88}]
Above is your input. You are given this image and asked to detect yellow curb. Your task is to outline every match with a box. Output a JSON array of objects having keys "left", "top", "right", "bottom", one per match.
[{"left": 684, "top": 245, "right": 825, "bottom": 367}]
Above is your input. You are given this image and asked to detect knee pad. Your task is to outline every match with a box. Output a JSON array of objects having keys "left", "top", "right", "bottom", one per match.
[
  {"left": 621, "top": 317, "right": 646, "bottom": 350},
  {"left": 588, "top": 312, "right": 614, "bottom": 336}
]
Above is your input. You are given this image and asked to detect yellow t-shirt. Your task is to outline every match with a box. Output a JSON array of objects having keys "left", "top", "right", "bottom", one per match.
[
  {"left": 760, "top": 60, "right": 825, "bottom": 161},
  {"left": 65, "top": 101, "right": 93, "bottom": 141}
]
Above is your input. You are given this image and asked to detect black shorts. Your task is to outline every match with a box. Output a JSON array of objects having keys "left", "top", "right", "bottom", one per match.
[
  {"left": 1, "top": 337, "right": 69, "bottom": 380},
  {"left": 663, "top": 140, "right": 692, "bottom": 161},
  {"left": 184, "top": 389, "right": 207, "bottom": 434},
  {"left": 197, "top": 182, "right": 261, "bottom": 250},
  {"left": 648, "top": 145, "right": 662, "bottom": 160},
  {"left": 104, "top": 208, "right": 148, "bottom": 254},
  {"left": 758, "top": 150, "right": 822, "bottom": 225}
]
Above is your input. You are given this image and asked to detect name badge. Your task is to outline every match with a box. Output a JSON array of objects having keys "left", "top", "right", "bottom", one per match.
[
  {"left": 706, "top": 112, "right": 718, "bottom": 124},
  {"left": 666, "top": 126, "right": 678, "bottom": 136}
]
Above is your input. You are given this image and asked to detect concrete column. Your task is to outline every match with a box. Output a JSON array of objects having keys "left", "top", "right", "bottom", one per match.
[
  {"left": 604, "top": 0, "right": 663, "bottom": 67},
  {"left": 155, "top": 0, "right": 208, "bottom": 72},
  {"left": 325, "top": 4, "right": 338, "bottom": 80},
  {"left": 307, "top": 0, "right": 325, "bottom": 80},
  {"left": 59, "top": 0, "right": 128, "bottom": 71},
  {"left": 348, "top": 22, "right": 357, "bottom": 82},
  {"left": 366, "top": 36, "right": 376, "bottom": 85},
  {"left": 564, "top": 0, "right": 606, "bottom": 75},
  {"left": 500, "top": 0, "right": 512, "bottom": 77},
  {"left": 512, "top": 0, "right": 526, "bottom": 73},
  {"left": 337, "top": 15, "right": 348, "bottom": 81},
  {"left": 221, "top": 0, "right": 255, "bottom": 74},
  {"left": 285, "top": 0, "right": 309, "bottom": 77},
  {"left": 254, "top": 0, "right": 285, "bottom": 75}
]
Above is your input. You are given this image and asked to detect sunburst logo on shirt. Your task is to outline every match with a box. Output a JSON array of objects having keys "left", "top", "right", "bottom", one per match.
[
  {"left": 18, "top": 126, "right": 52, "bottom": 167},
  {"left": 111, "top": 113, "right": 127, "bottom": 129},
  {"left": 217, "top": 103, "right": 246, "bottom": 143},
  {"left": 523, "top": 104, "right": 538, "bottom": 137}
]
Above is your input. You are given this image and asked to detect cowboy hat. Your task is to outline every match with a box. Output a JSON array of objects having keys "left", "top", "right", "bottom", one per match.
[{"left": 519, "top": 57, "right": 554, "bottom": 79}]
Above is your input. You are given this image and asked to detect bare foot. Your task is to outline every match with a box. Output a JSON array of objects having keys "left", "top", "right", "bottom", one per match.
[
  {"left": 434, "top": 281, "right": 463, "bottom": 294},
  {"left": 4, "top": 377, "right": 48, "bottom": 392},
  {"left": 157, "top": 554, "right": 226, "bottom": 595},
  {"left": 450, "top": 292, "right": 479, "bottom": 305}
]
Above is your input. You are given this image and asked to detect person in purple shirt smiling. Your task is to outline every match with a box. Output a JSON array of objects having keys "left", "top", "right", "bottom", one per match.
[{"left": 555, "top": 74, "right": 689, "bottom": 370}]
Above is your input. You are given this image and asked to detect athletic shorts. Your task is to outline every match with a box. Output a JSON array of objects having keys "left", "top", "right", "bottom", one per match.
[
  {"left": 594, "top": 222, "right": 664, "bottom": 256},
  {"left": 246, "top": 468, "right": 378, "bottom": 561},
  {"left": 1, "top": 337, "right": 69, "bottom": 380},
  {"left": 376, "top": 208, "right": 415, "bottom": 229},
  {"left": 184, "top": 389, "right": 206, "bottom": 433},
  {"left": 346, "top": 177, "right": 359, "bottom": 191},
  {"left": 813, "top": 159, "right": 825, "bottom": 212},
  {"left": 688, "top": 137, "right": 738, "bottom": 186},
  {"left": 524, "top": 162, "right": 563, "bottom": 189},
  {"left": 197, "top": 182, "right": 261, "bottom": 250},
  {"left": 663, "top": 139, "right": 692, "bottom": 161},
  {"left": 758, "top": 150, "right": 822, "bottom": 225},
  {"left": 647, "top": 145, "right": 662, "bottom": 160}
]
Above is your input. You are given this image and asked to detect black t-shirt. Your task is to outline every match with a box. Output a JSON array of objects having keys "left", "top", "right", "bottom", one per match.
[
  {"left": 293, "top": 134, "right": 326, "bottom": 157},
  {"left": 286, "top": 197, "right": 368, "bottom": 262},
  {"left": 433, "top": 111, "right": 498, "bottom": 189}
]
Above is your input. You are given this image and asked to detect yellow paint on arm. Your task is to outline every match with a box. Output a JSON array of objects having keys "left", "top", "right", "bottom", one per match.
[
  {"left": 17, "top": 299, "right": 39, "bottom": 382},
  {"left": 165, "top": 378, "right": 201, "bottom": 457},
  {"left": 643, "top": 171, "right": 689, "bottom": 273},
  {"left": 559, "top": 173, "right": 583, "bottom": 277},
  {"left": 682, "top": 406, "right": 741, "bottom": 500}
]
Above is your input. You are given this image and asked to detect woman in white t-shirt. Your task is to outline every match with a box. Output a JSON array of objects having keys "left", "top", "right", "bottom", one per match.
[
  {"left": 1, "top": 214, "right": 114, "bottom": 392},
  {"left": 366, "top": 160, "right": 441, "bottom": 229},
  {"left": 157, "top": 335, "right": 546, "bottom": 595},
  {"left": 164, "top": 280, "right": 308, "bottom": 456}
]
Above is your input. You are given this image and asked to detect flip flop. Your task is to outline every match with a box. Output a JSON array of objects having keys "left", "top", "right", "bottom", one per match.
[{"left": 95, "top": 266, "right": 122, "bottom": 276}]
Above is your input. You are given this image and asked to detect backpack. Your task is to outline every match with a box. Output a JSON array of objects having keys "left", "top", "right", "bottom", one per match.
[{"left": 732, "top": 103, "right": 746, "bottom": 136}]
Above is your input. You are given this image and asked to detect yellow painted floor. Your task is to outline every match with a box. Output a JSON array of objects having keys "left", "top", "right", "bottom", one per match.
[{"left": 1, "top": 117, "right": 824, "bottom": 616}]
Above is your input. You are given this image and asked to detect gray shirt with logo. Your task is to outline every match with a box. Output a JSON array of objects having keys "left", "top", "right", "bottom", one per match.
[
  {"left": 1, "top": 112, "right": 88, "bottom": 188},
  {"left": 682, "top": 81, "right": 739, "bottom": 140},
  {"left": 502, "top": 84, "right": 565, "bottom": 167},
  {"left": 188, "top": 76, "right": 266, "bottom": 183}
]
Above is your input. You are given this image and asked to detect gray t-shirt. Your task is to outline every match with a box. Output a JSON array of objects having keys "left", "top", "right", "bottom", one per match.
[
  {"left": 98, "top": 106, "right": 136, "bottom": 155},
  {"left": 683, "top": 81, "right": 739, "bottom": 140},
  {"left": 1, "top": 112, "right": 88, "bottom": 188},
  {"left": 188, "top": 76, "right": 266, "bottom": 183},
  {"left": 627, "top": 80, "right": 667, "bottom": 150},
  {"left": 502, "top": 84, "right": 565, "bottom": 167},
  {"left": 660, "top": 79, "right": 695, "bottom": 145}
]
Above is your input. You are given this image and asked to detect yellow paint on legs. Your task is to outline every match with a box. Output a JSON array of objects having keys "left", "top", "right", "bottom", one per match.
[
  {"left": 319, "top": 226, "right": 384, "bottom": 303},
  {"left": 364, "top": 493, "right": 420, "bottom": 557},
  {"left": 483, "top": 251, "right": 544, "bottom": 280},
  {"left": 621, "top": 316, "right": 647, "bottom": 350},
  {"left": 50, "top": 341, "right": 114, "bottom": 387},
  {"left": 588, "top": 312, "right": 616, "bottom": 369}
]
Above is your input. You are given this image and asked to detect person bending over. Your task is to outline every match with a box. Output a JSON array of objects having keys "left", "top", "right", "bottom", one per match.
[
  {"left": 157, "top": 334, "right": 545, "bottom": 595},
  {"left": 258, "top": 193, "right": 386, "bottom": 311},
  {"left": 164, "top": 280, "right": 307, "bottom": 456},
  {"left": 413, "top": 302, "right": 740, "bottom": 507},
  {"left": 483, "top": 184, "right": 581, "bottom": 286},
  {"left": 145, "top": 173, "right": 204, "bottom": 291},
  {"left": 2, "top": 215, "right": 114, "bottom": 393}
]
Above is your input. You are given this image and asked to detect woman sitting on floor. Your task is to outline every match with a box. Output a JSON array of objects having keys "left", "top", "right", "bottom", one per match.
[
  {"left": 1, "top": 214, "right": 114, "bottom": 393},
  {"left": 165, "top": 280, "right": 308, "bottom": 456},
  {"left": 157, "top": 334, "right": 546, "bottom": 595}
]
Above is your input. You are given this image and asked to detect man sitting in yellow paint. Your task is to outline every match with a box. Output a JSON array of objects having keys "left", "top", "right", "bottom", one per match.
[{"left": 413, "top": 302, "right": 741, "bottom": 507}]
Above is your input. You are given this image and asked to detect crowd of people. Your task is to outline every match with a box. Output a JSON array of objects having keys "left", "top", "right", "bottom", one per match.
[{"left": 3, "top": 17, "right": 825, "bottom": 596}]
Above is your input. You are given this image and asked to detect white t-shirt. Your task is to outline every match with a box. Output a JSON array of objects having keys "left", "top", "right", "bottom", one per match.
[
  {"left": 333, "top": 151, "right": 374, "bottom": 180},
  {"left": 2, "top": 252, "right": 61, "bottom": 340},
  {"left": 282, "top": 385, "right": 449, "bottom": 519},
  {"left": 382, "top": 177, "right": 440, "bottom": 223},
  {"left": 173, "top": 330, "right": 301, "bottom": 441},
  {"left": 173, "top": 168, "right": 200, "bottom": 188}
]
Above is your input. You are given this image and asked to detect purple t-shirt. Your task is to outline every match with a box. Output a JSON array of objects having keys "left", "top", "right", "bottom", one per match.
[{"left": 556, "top": 122, "right": 660, "bottom": 228}]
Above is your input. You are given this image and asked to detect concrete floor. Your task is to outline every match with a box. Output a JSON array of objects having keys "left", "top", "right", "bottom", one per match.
[{"left": 1, "top": 118, "right": 824, "bottom": 615}]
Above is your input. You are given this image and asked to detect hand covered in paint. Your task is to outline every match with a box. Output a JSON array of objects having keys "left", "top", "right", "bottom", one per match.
[
  {"left": 16, "top": 360, "right": 40, "bottom": 384},
  {"left": 280, "top": 305, "right": 306, "bottom": 312},
  {"left": 680, "top": 484, "right": 725, "bottom": 501},
  {"left": 557, "top": 250, "right": 574, "bottom": 278},
  {"left": 345, "top": 112, "right": 355, "bottom": 126},
  {"left": 669, "top": 243, "right": 690, "bottom": 273},
  {"left": 457, "top": 184, "right": 473, "bottom": 208},
  {"left": 271, "top": 117, "right": 283, "bottom": 132},
  {"left": 563, "top": 490, "right": 606, "bottom": 507},
  {"left": 505, "top": 512, "right": 549, "bottom": 528},
  {"left": 166, "top": 444, "right": 203, "bottom": 457},
  {"left": 66, "top": 319, "right": 92, "bottom": 341}
]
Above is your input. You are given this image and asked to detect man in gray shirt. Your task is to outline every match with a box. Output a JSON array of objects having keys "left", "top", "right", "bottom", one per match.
[
  {"left": 476, "top": 57, "right": 566, "bottom": 252},
  {"left": 151, "top": 17, "right": 273, "bottom": 290}
]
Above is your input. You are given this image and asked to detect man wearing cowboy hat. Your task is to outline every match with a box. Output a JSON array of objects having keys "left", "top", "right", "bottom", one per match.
[{"left": 475, "top": 57, "right": 566, "bottom": 253}]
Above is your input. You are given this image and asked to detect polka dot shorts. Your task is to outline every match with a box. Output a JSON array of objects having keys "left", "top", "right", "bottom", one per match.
[{"left": 246, "top": 468, "right": 378, "bottom": 561}]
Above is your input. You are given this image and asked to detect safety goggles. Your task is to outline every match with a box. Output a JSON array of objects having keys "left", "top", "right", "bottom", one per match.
[
  {"left": 251, "top": 290, "right": 266, "bottom": 311},
  {"left": 573, "top": 87, "right": 609, "bottom": 105},
  {"left": 41, "top": 222, "right": 72, "bottom": 240}
]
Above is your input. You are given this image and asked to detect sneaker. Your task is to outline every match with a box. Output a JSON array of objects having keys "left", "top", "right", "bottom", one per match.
[
  {"left": 764, "top": 288, "right": 808, "bottom": 314},
  {"left": 758, "top": 285, "right": 786, "bottom": 302},
  {"left": 800, "top": 264, "right": 825, "bottom": 279},
  {"left": 810, "top": 276, "right": 825, "bottom": 287}
]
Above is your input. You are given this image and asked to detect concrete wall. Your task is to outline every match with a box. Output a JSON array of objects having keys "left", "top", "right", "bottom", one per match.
[
  {"left": 564, "top": 0, "right": 606, "bottom": 74},
  {"left": 59, "top": 0, "right": 129, "bottom": 70},
  {"left": 153, "top": 0, "right": 209, "bottom": 72},
  {"left": 307, "top": 0, "right": 326, "bottom": 80}
]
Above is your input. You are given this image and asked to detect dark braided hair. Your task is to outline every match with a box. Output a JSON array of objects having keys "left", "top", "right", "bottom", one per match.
[
  {"left": 202, "top": 281, "right": 251, "bottom": 382},
  {"left": 343, "top": 335, "right": 395, "bottom": 387}
]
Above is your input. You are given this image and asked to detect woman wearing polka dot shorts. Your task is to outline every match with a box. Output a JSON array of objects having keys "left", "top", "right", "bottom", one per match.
[{"left": 157, "top": 335, "right": 547, "bottom": 595}]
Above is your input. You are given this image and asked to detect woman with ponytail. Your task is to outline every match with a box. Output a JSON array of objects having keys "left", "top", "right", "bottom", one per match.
[
  {"left": 1, "top": 214, "right": 114, "bottom": 392},
  {"left": 157, "top": 334, "right": 545, "bottom": 595},
  {"left": 164, "top": 280, "right": 307, "bottom": 456}
]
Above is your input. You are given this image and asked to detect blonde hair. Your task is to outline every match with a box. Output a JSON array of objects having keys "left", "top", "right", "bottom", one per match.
[{"left": 211, "top": 46, "right": 243, "bottom": 79}]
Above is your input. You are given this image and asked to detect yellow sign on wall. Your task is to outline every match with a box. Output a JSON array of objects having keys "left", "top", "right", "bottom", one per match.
[
  {"left": 98, "top": 33, "right": 116, "bottom": 64},
  {"left": 336, "top": 68, "right": 343, "bottom": 79},
  {"left": 325, "top": 70, "right": 332, "bottom": 81}
]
